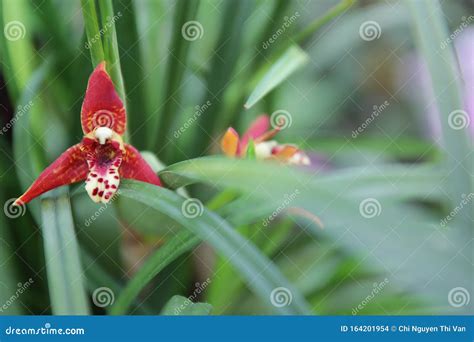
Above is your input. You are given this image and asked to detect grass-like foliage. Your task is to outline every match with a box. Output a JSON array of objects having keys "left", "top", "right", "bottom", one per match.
[{"left": 0, "top": 0, "right": 472, "bottom": 316}]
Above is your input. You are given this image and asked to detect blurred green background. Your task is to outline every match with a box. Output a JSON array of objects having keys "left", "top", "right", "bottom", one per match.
[{"left": 0, "top": 0, "right": 472, "bottom": 316}]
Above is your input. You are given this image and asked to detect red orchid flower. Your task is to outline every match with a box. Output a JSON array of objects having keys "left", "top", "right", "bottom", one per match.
[
  {"left": 220, "top": 114, "right": 310, "bottom": 165},
  {"left": 15, "top": 62, "right": 161, "bottom": 205}
]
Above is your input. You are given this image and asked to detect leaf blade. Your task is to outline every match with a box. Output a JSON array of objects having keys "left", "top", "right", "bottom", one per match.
[
  {"left": 244, "top": 45, "right": 309, "bottom": 109},
  {"left": 41, "top": 190, "right": 90, "bottom": 315},
  {"left": 161, "top": 295, "right": 212, "bottom": 315},
  {"left": 119, "top": 180, "right": 312, "bottom": 315},
  {"left": 110, "top": 230, "right": 200, "bottom": 315}
]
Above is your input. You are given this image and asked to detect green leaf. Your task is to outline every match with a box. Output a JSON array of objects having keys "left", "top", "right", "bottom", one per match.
[
  {"left": 155, "top": 0, "right": 200, "bottom": 154},
  {"left": 192, "top": 0, "right": 253, "bottom": 155},
  {"left": 0, "top": 194, "right": 22, "bottom": 315},
  {"left": 12, "top": 62, "right": 52, "bottom": 222},
  {"left": 132, "top": 0, "right": 167, "bottom": 148},
  {"left": 159, "top": 157, "right": 443, "bottom": 203},
  {"left": 110, "top": 230, "right": 200, "bottom": 315},
  {"left": 81, "top": 249, "right": 153, "bottom": 315},
  {"left": 159, "top": 157, "right": 473, "bottom": 313},
  {"left": 161, "top": 295, "right": 212, "bottom": 315},
  {"left": 97, "top": 0, "right": 126, "bottom": 107},
  {"left": 1, "top": 0, "right": 36, "bottom": 94},
  {"left": 80, "top": 0, "right": 105, "bottom": 66},
  {"left": 40, "top": 189, "right": 90, "bottom": 315},
  {"left": 244, "top": 45, "right": 309, "bottom": 109},
  {"left": 292, "top": 0, "right": 355, "bottom": 45},
  {"left": 118, "top": 180, "right": 312, "bottom": 315},
  {"left": 405, "top": 0, "right": 472, "bottom": 229}
]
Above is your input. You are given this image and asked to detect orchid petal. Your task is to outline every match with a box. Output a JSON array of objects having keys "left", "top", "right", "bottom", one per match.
[
  {"left": 271, "top": 145, "right": 299, "bottom": 160},
  {"left": 121, "top": 144, "right": 162, "bottom": 186},
  {"left": 15, "top": 144, "right": 88, "bottom": 205},
  {"left": 272, "top": 145, "right": 310, "bottom": 165},
  {"left": 220, "top": 128, "right": 240, "bottom": 157},
  {"left": 81, "top": 61, "right": 126, "bottom": 135},
  {"left": 240, "top": 115, "right": 270, "bottom": 152}
]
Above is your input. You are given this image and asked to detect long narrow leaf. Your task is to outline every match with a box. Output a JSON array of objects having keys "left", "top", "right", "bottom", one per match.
[
  {"left": 80, "top": 0, "right": 105, "bottom": 66},
  {"left": 97, "top": 0, "right": 127, "bottom": 107},
  {"left": 161, "top": 295, "right": 212, "bottom": 315},
  {"left": 156, "top": 0, "right": 200, "bottom": 154},
  {"left": 119, "top": 180, "right": 312, "bottom": 315},
  {"left": 41, "top": 190, "right": 90, "bottom": 315},
  {"left": 244, "top": 45, "right": 309, "bottom": 109},
  {"left": 192, "top": 0, "right": 252, "bottom": 155},
  {"left": 405, "top": 0, "right": 473, "bottom": 229},
  {"left": 110, "top": 230, "right": 200, "bottom": 315}
]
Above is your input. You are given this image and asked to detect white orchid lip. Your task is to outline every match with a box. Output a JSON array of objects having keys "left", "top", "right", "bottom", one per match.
[
  {"left": 255, "top": 140, "right": 278, "bottom": 159},
  {"left": 94, "top": 126, "right": 114, "bottom": 144}
]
